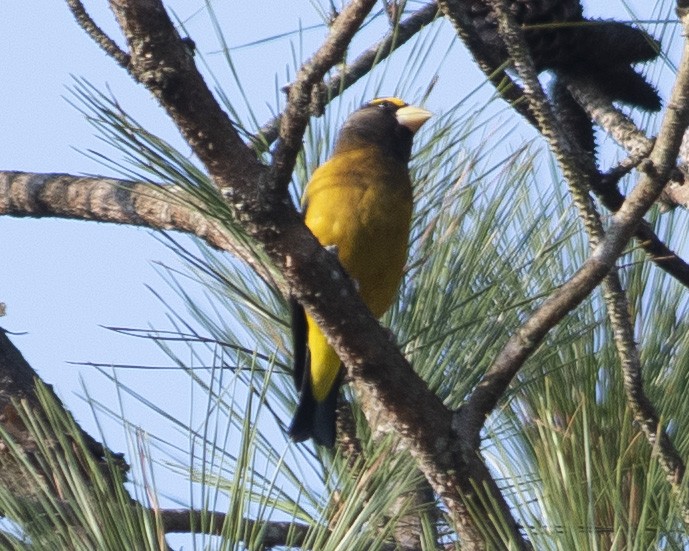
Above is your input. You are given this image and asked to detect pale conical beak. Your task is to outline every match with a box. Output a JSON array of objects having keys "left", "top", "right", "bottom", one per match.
[{"left": 395, "top": 105, "right": 432, "bottom": 134}]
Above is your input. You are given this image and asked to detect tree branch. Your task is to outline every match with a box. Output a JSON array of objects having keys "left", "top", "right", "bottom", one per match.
[
  {"left": 562, "top": 76, "right": 689, "bottom": 210},
  {"left": 436, "top": 0, "right": 536, "bottom": 126},
  {"left": 564, "top": 76, "right": 654, "bottom": 159},
  {"left": 253, "top": 2, "right": 439, "bottom": 149},
  {"left": 476, "top": 16, "right": 684, "bottom": 485},
  {"left": 271, "top": 0, "right": 377, "bottom": 190},
  {"left": 0, "top": 329, "right": 128, "bottom": 503},
  {"left": 437, "top": 0, "right": 689, "bottom": 295},
  {"left": 66, "top": 0, "right": 130, "bottom": 68},
  {"left": 106, "top": 0, "right": 268, "bottom": 213},
  {"left": 462, "top": 0, "right": 689, "bottom": 451},
  {"left": 159, "top": 508, "right": 312, "bottom": 548},
  {"left": 101, "top": 0, "right": 525, "bottom": 546},
  {"left": 601, "top": 269, "right": 689, "bottom": 525},
  {"left": 0, "top": 171, "right": 276, "bottom": 288}
]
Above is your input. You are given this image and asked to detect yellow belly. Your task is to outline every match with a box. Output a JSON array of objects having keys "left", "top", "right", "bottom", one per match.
[{"left": 303, "top": 148, "right": 412, "bottom": 400}]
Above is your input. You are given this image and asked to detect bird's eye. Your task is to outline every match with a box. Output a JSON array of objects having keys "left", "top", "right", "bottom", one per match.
[{"left": 377, "top": 101, "right": 393, "bottom": 110}]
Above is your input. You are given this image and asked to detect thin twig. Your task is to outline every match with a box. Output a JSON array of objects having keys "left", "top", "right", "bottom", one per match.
[
  {"left": 253, "top": 2, "right": 439, "bottom": 149},
  {"left": 601, "top": 269, "right": 689, "bottom": 524},
  {"left": 159, "top": 508, "right": 312, "bottom": 547},
  {"left": 271, "top": 0, "right": 378, "bottom": 191},
  {"left": 436, "top": 0, "right": 536, "bottom": 126},
  {"left": 65, "top": 0, "right": 130, "bottom": 68},
  {"left": 484, "top": 0, "right": 603, "bottom": 240}
]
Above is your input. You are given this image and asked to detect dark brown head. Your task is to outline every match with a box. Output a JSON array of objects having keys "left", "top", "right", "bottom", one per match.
[{"left": 333, "top": 97, "right": 432, "bottom": 163}]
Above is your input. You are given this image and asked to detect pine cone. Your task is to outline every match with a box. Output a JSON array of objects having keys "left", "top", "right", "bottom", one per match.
[{"left": 465, "top": 0, "right": 661, "bottom": 110}]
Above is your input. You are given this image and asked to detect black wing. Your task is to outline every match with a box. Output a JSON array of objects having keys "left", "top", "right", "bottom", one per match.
[{"left": 289, "top": 296, "right": 307, "bottom": 390}]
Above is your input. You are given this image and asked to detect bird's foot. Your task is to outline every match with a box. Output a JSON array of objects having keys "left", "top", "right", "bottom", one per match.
[{"left": 323, "top": 244, "right": 359, "bottom": 292}]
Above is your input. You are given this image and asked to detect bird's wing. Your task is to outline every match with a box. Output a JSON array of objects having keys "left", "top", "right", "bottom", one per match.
[{"left": 290, "top": 296, "right": 308, "bottom": 390}]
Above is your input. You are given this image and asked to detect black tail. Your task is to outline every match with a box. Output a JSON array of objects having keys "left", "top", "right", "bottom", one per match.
[
  {"left": 288, "top": 372, "right": 340, "bottom": 448},
  {"left": 288, "top": 297, "right": 340, "bottom": 448}
]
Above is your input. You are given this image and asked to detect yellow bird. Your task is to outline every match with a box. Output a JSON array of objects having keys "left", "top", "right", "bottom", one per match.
[{"left": 289, "top": 97, "right": 432, "bottom": 447}]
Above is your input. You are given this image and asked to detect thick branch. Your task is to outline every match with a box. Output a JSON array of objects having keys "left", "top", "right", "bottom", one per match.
[
  {"left": 107, "top": 0, "right": 268, "bottom": 214},
  {"left": 0, "top": 171, "right": 275, "bottom": 287}
]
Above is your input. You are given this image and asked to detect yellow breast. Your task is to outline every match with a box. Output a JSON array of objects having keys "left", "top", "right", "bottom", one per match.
[{"left": 303, "top": 148, "right": 413, "bottom": 316}]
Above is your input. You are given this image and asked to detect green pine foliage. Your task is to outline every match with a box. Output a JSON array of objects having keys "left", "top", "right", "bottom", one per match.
[{"left": 2, "top": 0, "right": 688, "bottom": 549}]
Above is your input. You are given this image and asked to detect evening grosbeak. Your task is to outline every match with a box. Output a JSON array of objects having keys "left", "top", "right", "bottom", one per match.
[{"left": 289, "top": 98, "right": 432, "bottom": 447}]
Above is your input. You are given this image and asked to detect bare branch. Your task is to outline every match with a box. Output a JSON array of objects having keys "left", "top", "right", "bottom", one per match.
[
  {"left": 159, "top": 508, "right": 312, "bottom": 547},
  {"left": 484, "top": 0, "right": 604, "bottom": 237},
  {"left": 601, "top": 270, "right": 689, "bottom": 524},
  {"left": 271, "top": 0, "right": 378, "bottom": 190},
  {"left": 253, "top": 2, "right": 439, "bottom": 148},
  {"left": 565, "top": 76, "right": 654, "bottom": 159},
  {"left": 606, "top": 7, "right": 689, "bottom": 519},
  {"left": 0, "top": 171, "right": 277, "bottom": 287},
  {"left": 65, "top": 0, "right": 129, "bottom": 68},
  {"left": 0, "top": 329, "right": 128, "bottom": 501},
  {"left": 108, "top": 0, "right": 268, "bottom": 209},
  {"left": 463, "top": 0, "right": 689, "bottom": 448}
]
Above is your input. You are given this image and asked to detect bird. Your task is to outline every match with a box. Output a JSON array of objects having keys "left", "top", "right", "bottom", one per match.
[{"left": 288, "top": 97, "right": 432, "bottom": 447}]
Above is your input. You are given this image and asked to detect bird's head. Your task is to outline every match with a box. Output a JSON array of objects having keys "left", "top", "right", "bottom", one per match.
[{"left": 334, "top": 97, "right": 432, "bottom": 163}]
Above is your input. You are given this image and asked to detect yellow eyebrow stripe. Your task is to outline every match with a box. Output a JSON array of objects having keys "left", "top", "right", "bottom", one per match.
[{"left": 369, "top": 97, "right": 407, "bottom": 108}]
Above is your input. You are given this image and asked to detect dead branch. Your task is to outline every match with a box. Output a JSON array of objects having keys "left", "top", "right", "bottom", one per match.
[{"left": 0, "top": 170, "right": 277, "bottom": 288}]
